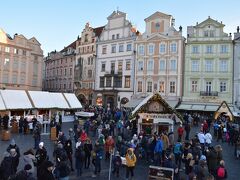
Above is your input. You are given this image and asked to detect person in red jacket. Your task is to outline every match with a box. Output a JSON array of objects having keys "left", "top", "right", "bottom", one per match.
[
  {"left": 203, "top": 120, "right": 208, "bottom": 134},
  {"left": 80, "top": 130, "right": 87, "bottom": 142},
  {"left": 105, "top": 136, "right": 115, "bottom": 160},
  {"left": 177, "top": 124, "right": 184, "bottom": 142}
]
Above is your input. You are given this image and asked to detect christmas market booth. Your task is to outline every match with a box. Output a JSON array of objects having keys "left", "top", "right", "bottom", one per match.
[
  {"left": 131, "top": 93, "right": 183, "bottom": 135},
  {"left": 214, "top": 101, "right": 234, "bottom": 121}
]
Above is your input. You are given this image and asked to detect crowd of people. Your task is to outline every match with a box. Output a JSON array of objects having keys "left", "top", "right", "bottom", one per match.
[{"left": 0, "top": 108, "right": 238, "bottom": 180}]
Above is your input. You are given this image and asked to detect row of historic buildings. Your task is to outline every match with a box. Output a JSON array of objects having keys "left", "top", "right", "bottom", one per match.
[{"left": 42, "top": 10, "right": 240, "bottom": 111}]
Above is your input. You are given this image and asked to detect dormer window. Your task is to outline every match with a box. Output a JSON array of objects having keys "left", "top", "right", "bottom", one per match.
[
  {"left": 85, "top": 34, "right": 88, "bottom": 42},
  {"left": 155, "top": 23, "right": 160, "bottom": 31}
]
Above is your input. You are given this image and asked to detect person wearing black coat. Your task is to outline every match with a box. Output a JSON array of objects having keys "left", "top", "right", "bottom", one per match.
[
  {"left": 3, "top": 114, "right": 9, "bottom": 130},
  {"left": 64, "top": 138, "right": 74, "bottom": 171},
  {"left": 84, "top": 139, "right": 93, "bottom": 169},
  {"left": 0, "top": 152, "right": 16, "bottom": 180},
  {"left": 37, "top": 161, "right": 55, "bottom": 180}
]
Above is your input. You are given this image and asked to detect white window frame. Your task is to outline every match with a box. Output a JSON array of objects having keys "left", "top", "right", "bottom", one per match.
[
  {"left": 138, "top": 61, "right": 144, "bottom": 71},
  {"left": 147, "top": 60, "right": 154, "bottom": 71},
  {"left": 138, "top": 45, "right": 144, "bottom": 55},
  {"left": 159, "top": 44, "right": 166, "bottom": 53},
  {"left": 219, "top": 60, "right": 228, "bottom": 72},
  {"left": 147, "top": 81, "right": 153, "bottom": 92},
  {"left": 191, "top": 60, "right": 199, "bottom": 72},
  {"left": 170, "top": 43, "right": 177, "bottom": 53},
  {"left": 205, "top": 60, "right": 213, "bottom": 72},
  {"left": 220, "top": 45, "right": 228, "bottom": 53},
  {"left": 137, "top": 81, "right": 142, "bottom": 92},
  {"left": 220, "top": 81, "right": 227, "bottom": 92},
  {"left": 148, "top": 44, "right": 154, "bottom": 55},
  {"left": 192, "top": 46, "right": 199, "bottom": 54},
  {"left": 170, "top": 60, "right": 177, "bottom": 71},
  {"left": 159, "top": 60, "right": 165, "bottom": 71},
  {"left": 159, "top": 81, "right": 165, "bottom": 93},
  {"left": 206, "top": 45, "right": 213, "bottom": 54},
  {"left": 170, "top": 81, "right": 176, "bottom": 93},
  {"left": 191, "top": 80, "right": 198, "bottom": 92}
]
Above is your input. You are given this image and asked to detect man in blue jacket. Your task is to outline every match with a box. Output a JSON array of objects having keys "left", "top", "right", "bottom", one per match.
[{"left": 154, "top": 136, "right": 163, "bottom": 166}]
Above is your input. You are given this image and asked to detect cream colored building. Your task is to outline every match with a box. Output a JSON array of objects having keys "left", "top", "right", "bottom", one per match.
[
  {"left": 74, "top": 23, "right": 103, "bottom": 105},
  {"left": 178, "top": 17, "right": 233, "bottom": 111},
  {"left": 0, "top": 28, "right": 43, "bottom": 90},
  {"left": 135, "top": 12, "right": 184, "bottom": 107}
]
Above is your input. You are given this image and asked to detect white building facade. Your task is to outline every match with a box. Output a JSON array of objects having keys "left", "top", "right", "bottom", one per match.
[{"left": 94, "top": 10, "right": 137, "bottom": 108}]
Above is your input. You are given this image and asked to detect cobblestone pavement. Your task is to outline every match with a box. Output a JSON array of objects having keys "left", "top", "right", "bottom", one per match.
[{"left": 0, "top": 122, "right": 239, "bottom": 179}]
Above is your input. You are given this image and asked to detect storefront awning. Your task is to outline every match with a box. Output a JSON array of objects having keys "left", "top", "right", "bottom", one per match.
[
  {"left": 63, "top": 93, "right": 82, "bottom": 109},
  {"left": 191, "top": 105, "right": 205, "bottom": 111},
  {"left": 176, "top": 104, "right": 192, "bottom": 110},
  {"left": 0, "top": 92, "right": 6, "bottom": 111},
  {"left": 205, "top": 105, "right": 218, "bottom": 112}
]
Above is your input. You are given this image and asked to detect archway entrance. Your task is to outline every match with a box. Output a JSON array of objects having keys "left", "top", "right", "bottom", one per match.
[{"left": 77, "top": 94, "right": 87, "bottom": 106}]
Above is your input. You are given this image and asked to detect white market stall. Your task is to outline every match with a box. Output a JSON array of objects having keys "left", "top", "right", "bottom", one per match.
[{"left": 131, "top": 93, "right": 182, "bottom": 135}]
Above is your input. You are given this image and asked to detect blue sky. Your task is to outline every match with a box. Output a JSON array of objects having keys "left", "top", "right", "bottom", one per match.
[{"left": 1, "top": 0, "right": 239, "bottom": 55}]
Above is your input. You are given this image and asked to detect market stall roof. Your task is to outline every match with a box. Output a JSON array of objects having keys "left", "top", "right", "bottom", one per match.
[
  {"left": 63, "top": 93, "right": 82, "bottom": 109},
  {"left": 0, "top": 92, "right": 6, "bottom": 111},
  {"left": 49, "top": 92, "right": 70, "bottom": 109},
  {"left": 75, "top": 111, "right": 94, "bottom": 117},
  {"left": 214, "top": 101, "right": 234, "bottom": 121},
  {"left": 0, "top": 90, "right": 33, "bottom": 110},
  {"left": 124, "top": 97, "right": 146, "bottom": 108},
  {"left": 28, "top": 91, "right": 56, "bottom": 109},
  {"left": 131, "top": 93, "right": 183, "bottom": 123}
]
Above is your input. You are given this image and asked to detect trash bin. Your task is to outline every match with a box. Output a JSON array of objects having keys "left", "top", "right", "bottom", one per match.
[{"left": 50, "top": 127, "right": 57, "bottom": 141}]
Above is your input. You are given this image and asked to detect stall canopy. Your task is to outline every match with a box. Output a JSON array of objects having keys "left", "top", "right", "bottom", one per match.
[
  {"left": 0, "top": 90, "right": 82, "bottom": 111},
  {"left": 63, "top": 93, "right": 82, "bottom": 109},
  {"left": 0, "top": 90, "right": 33, "bottom": 110}
]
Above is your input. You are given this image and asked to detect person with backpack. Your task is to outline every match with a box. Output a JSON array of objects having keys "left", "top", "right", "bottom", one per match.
[
  {"left": 216, "top": 160, "right": 227, "bottom": 180},
  {"left": 173, "top": 140, "right": 183, "bottom": 169}
]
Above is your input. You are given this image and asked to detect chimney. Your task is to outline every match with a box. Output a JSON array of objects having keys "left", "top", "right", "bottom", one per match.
[
  {"left": 237, "top": 26, "right": 239, "bottom": 33},
  {"left": 179, "top": 26, "right": 182, "bottom": 32}
]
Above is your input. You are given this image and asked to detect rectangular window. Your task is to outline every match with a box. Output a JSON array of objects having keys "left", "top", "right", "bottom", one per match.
[
  {"left": 13, "top": 59, "right": 18, "bottom": 70},
  {"left": 159, "top": 81, "right": 165, "bottom": 93},
  {"left": 138, "top": 61, "right": 144, "bottom": 71},
  {"left": 101, "top": 63, "right": 106, "bottom": 72},
  {"left": 204, "top": 31, "right": 208, "bottom": 37},
  {"left": 116, "top": 34, "right": 120, "bottom": 39},
  {"left": 205, "top": 60, "right": 213, "bottom": 72},
  {"left": 111, "top": 45, "right": 116, "bottom": 53},
  {"left": 125, "top": 76, "right": 130, "bottom": 88},
  {"left": 5, "top": 47, "right": 10, "bottom": 53},
  {"left": 70, "top": 68, "right": 72, "bottom": 76},
  {"left": 2, "top": 73, "right": 9, "bottom": 83},
  {"left": 219, "top": 60, "right": 228, "bottom": 72},
  {"left": 147, "top": 82, "right": 152, "bottom": 92},
  {"left": 114, "top": 77, "right": 122, "bottom": 88},
  {"left": 100, "top": 77, "right": 104, "bottom": 88},
  {"left": 191, "top": 60, "right": 199, "bottom": 72},
  {"left": 206, "top": 45, "right": 213, "bottom": 53},
  {"left": 159, "top": 60, "right": 165, "bottom": 71},
  {"left": 64, "top": 68, "right": 67, "bottom": 75},
  {"left": 138, "top": 45, "right": 144, "bottom": 55},
  {"left": 192, "top": 46, "right": 199, "bottom": 54},
  {"left": 4, "top": 58, "right": 10, "bottom": 68},
  {"left": 170, "top": 43, "right": 177, "bottom": 52},
  {"left": 20, "top": 74, "right": 25, "bottom": 84},
  {"left": 160, "top": 44, "right": 166, "bottom": 53},
  {"left": 111, "top": 62, "right": 115, "bottom": 73},
  {"left": 147, "top": 60, "right": 153, "bottom": 71},
  {"left": 112, "top": 35, "right": 115, "bottom": 40},
  {"left": 12, "top": 74, "right": 18, "bottom": 84},
  {"left": 220, "top": 45, "right": 228, "bottom": 53},
  {"left": 170, "top": 60, "right": 177, "bottom": 71},
  {"left": 138, "top": 81, "right": 142, "bottom": 92},
  {"left": 32, "top": 78, "right": 38, "bottom": 87},
  {"left": 210, "top": 30, "right": 215, "bottom": 37},
  {"left": 102, "top": 46, "right": 107, "bottom": 54},
  {"left": 106, "top": 77, "right": 112, "bottom": 87},
  {"left": 127, "top": 44, "right": 132, "bottom": 51},
  {"left": 148, "top": 44, "right": 154, "bottom": 55},
  {"left": 33, "top": 62, "right": 38, "bottom": 75},
  {"left": 220, "top": 81, "right": 227, "bottom": 92},
  {"left": 191, "top": 81, "right": 198, "bottom": 92},
  {"left": 126, "top": 61, "right": 131, "bottom": 70},
  {"left": 88, "top": 70, "right": 92, "bottom": 78},
  {"left": 22, "top": 50, "right": 26, "bottom": 56},
  {"left": 170, "top": 81, "right": 176, "bottom": 93},
  {"left": 14, "top": 48, "right": 18, "bottom": 54},
  {"left": 118, "top": 62, "right": 123, "bottom": 72},
  {"left": 119, "top": 44, "right": 124, "bottom": 52}
]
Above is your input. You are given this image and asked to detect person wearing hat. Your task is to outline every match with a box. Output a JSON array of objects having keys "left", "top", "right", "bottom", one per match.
[
  {"left": 112, "top": 151, "right": 122, "bottom": 177},
  {"left": 38, "top": 160, "right": 55, "bottom": 180},
  {"left": 7, "top": 139, "right": 20, "bottom": 162},
  {"left": 125, "top": 148, "right": 137, "bottom": 180},
  {"left": 35, "top": 142, "right": 48, "bottom": 177}
]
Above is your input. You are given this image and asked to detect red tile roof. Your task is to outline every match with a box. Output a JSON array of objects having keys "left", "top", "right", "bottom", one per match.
[
  {"left": 93, "top": 26, "right": 104, "bottom": 37},
  {"left": 60, "top": 40, "right": 77, "bottom": 52}
]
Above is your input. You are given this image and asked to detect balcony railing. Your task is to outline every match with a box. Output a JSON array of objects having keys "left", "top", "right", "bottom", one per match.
[{"left": 200, "top": 91, "right": 218, "bottom": 96}]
